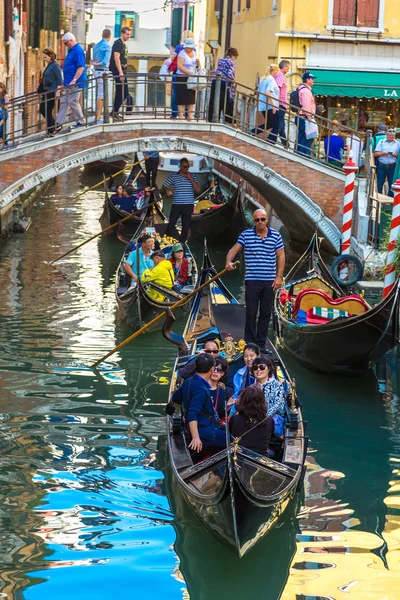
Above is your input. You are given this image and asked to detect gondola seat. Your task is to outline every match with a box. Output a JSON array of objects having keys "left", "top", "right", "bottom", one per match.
[{"left": 292, "top": 289, "right": 369, "bottom": 318}]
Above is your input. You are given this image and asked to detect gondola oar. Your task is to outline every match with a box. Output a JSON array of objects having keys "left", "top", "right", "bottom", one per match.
[
  {"left": 50, "top": 200, "right": 157, "bottom": 265},
  {"left": 91, "top": 262, "right": 239, "bottom": 369},
  {"left": 59, "top": 152, "right": 158, "bottom": 207}
]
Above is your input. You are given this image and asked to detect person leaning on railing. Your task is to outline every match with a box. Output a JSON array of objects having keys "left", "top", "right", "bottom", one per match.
[
  {"left": 175, "top": 38, "right": 200, "bottom": 120},
  {"left": 0, "top": 82, "right": 10, "bottom": 149},
  {"left": 207, "top": 47, "right": 239, "bottom": 124},
  {"left": 56, "top": 33, "right": 86, "bottom": 131},
  {"left": 39, "top": 48, "right": 63, "bottom": 137},
  {"left": 296, "top": 71, "right": 317, "bottom": 157}
]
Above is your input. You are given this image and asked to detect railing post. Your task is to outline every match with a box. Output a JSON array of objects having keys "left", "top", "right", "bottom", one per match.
[
  {"left": 212, "top": 73, "right": 222, "bottom": 123},
  {"left": 383, "top": 179, "right": 400, "bottom": 298},
  {"left": 103, "top": 72, "right": 110, "bottom": 124}
]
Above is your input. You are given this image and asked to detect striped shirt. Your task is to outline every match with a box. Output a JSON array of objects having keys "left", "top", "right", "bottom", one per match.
[
  {"left": 164, "top": 172, "right": 199, "bottom": 205},
  {"left": 237, "top": 227, "right": 284, "bottom": 281}
]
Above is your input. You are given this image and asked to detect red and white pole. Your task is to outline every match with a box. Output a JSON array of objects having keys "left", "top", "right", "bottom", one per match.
[
  {"left": 383, "top": 179, "right": 400, "bottom": 298},
  {"left": 340, "top": 158, "right": 358, "bottom": 280}
]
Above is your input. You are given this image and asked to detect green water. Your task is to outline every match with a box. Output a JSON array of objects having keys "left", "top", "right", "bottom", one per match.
[{"left": 0, "top": 169, "right": 399, "bottom": 599}]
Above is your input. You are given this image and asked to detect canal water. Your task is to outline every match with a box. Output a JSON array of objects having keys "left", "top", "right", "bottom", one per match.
[{"left": 0, "top": 169, "right": 399, "bottom": 599}]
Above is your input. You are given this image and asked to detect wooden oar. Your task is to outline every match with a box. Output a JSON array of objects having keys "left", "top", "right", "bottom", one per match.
[
  {"left": 91, "top": 262, "right": 239, "bottom": 369},
  {"left": 50, "top": 200, "right": 158, "bottom": 265},
  {"left": 59, "top": 152, "right": 157, "bottom": 207}
]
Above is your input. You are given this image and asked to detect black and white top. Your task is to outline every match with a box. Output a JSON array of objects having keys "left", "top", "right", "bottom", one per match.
[{"left": 237, "top": 227, "right": 284, "bottom": 281}]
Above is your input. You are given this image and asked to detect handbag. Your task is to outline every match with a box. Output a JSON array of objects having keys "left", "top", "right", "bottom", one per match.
[
  {"left": 187, "top": 68, "right": 207, "bottom": 91},
  {"left": 305, "top": 118, "right": 318, "bottom": 140}
]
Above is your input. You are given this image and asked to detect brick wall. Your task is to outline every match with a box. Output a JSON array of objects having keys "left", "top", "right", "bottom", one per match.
[{"left": 0, "top": 128, "right": 346, "bottom": 228}]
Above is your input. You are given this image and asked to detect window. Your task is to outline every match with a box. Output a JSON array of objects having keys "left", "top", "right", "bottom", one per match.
[
  {"left": 188, "top": 5, "right": 195, "bottom": 32},
  {"left": 332, "top": 0, "right": 380, "bottom": 29},
  {"left": 43, "top": 0, "right": 60, "bottom": 32},
  {"left": 114, "top": 11, "right": 136, "bottom": 38},
  {"left": 171, "top": 8, "right": 183, "bottom": 47}
]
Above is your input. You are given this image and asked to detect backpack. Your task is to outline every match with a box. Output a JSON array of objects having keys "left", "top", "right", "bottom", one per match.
[
  {"left": 289, "top": 84, "right": 306, "bottom": 112},
  {"left": 168, "top": 43, "right": 183, "bottom": 73}
]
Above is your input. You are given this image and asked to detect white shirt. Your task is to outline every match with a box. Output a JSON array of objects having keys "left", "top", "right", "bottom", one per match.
[{"left": 176, "top": 50, "right": 197, "bottom": 76}]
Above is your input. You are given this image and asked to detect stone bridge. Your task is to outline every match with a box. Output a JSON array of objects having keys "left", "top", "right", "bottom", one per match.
[{"left": 0, "top": 120, "right": 346, "bottom": 251}]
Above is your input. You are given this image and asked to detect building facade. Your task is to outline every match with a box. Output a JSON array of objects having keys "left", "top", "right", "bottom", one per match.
[{"left": 207, "top": 0, "right": 400, "bottom": 130}]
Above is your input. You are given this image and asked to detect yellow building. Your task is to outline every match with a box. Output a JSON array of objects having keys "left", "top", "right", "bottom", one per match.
[{"left": 206, "top": 0, "right": 400, "bottom": 129}]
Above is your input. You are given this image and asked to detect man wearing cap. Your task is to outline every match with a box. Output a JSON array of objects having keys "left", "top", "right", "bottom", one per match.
[
  {"left": 91, "top": 28, "right": 112, "bottom": 124},
  {"left": 297, "top": 72, "right": 317, "bottom": 157},
  {"left": 57, "top": 33, "right": 87, "bottom": 130},
  {"left": 374, "top": 129, "right": 400, "bottom": 198},
  {"left": 372, "top": 124, "right": 387, "bottom": 153}
]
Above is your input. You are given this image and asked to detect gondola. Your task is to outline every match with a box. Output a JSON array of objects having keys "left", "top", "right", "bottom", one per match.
[
  {"left": 274, "top": 233, "right": 400, "bottom": 375},
  {"left": 189, "top": 186, "right": 241, "bottom": 242},
  {"left": 115, "top": 207, "right": 198, "bottom": 331},
  {"left": 164, "top": 243, "right": 306, "bottom": 557}
]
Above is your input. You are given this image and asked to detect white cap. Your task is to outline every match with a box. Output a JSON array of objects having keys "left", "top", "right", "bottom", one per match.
[{"left": 62, "top": 32, "right": 76, "bottom": 42}]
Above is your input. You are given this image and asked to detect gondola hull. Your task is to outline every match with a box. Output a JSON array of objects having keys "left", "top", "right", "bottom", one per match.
[
  {"left": 274, "top": 235, "right": 400, "bottom": 375},
  {"left": 189, "top": 189, "right": 241, "bottom": 242},
  {"left": 99, "top": 194, "right": 144, "bottom": 238}
]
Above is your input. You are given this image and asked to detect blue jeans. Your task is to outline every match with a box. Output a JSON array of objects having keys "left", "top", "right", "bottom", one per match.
[
  {"left": 278, "top": 108, "right": 287, "bottom": 146},
  {"left": 296, "top": 116, "right": 314, "bottom": 157},
  {"left": 377, "top": 162, "right": 396, "bottom": 198}
]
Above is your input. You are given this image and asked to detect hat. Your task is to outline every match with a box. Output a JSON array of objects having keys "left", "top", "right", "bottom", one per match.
[
  {"left": 62, "top": 32, "right": 76, "bottom": 42},
  {"left": 378, "top": 124, "right": 387, "bottom": 131},
  {"left": 184, "top": 38, "right": 196, "bottom": 48},
  {"left": 172, "top": 243, "right": 183, "bottom": 253},
  {"left": 302, "top": 71, "right": 317, "bottom": 81}
]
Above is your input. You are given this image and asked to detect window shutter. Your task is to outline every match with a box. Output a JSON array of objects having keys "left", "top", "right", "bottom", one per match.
[
  {"left": 333, "top": 0, "right": 356, "bottom": 26},
  {"left": 4, "top": 0, "right": 13, "bottom": 39},
  {"left": 246, "top": 0, "right": 251, "bottom": 8},
  {"left": 188, "top": 5, "right": 195, "bottom": 32},
  {"left": 357, "top": 0, "right": 379, "bottom": 28},
  {"left": 214, "top": 0, "right": 221, "bottom": 10},
  {"left": 171, "top": 8, "right": 183, "bottom": 47},
  {"left": 115, "top": 11, "right": 122, "bottom": 38}
]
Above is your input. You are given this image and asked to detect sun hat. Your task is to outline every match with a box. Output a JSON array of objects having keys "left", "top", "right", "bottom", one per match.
[
  {"left": 172, "top": 243, "right": 184, "bottom": 253},
  {"left": 184, "top": 38, "right": 196, "bottom": 48},
  {"left": 62, "top": 32, "right": 76, "bottom": 42}
]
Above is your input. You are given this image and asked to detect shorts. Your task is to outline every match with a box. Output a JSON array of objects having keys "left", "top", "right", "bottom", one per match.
[{"left": 95, "top": 71, "right": 108, "bottom": 100}]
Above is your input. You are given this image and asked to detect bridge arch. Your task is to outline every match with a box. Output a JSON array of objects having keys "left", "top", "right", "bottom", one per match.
[{"left": 0, "top": 124, "right": 344, "bottom": 251}]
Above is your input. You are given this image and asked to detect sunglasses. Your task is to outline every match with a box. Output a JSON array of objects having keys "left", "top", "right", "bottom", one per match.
[
  {"left": 254, "top": 217, "right": 266, "bottom": 223},
  {"left": 214, "top": 366, "right": 224, "bottom": 373},
  {"left": 181, "top": 165, "right": 189, "bottom": 169},
  {"left": 252, "top": 364, "right": 268, "bottom": 372},
  {"left": 205, "top": 349, "right": 219, "bottom": 354}
]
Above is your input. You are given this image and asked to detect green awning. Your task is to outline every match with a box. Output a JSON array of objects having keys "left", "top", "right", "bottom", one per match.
[{"left": 312, "top": 70, "right": 400, "bottom": 99}]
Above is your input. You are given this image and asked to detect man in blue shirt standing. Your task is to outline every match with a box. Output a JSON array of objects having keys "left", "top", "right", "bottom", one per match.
[
  {"left": 57, "top": 32, "right": 87, "bottom": 130},
  {"left": 225, "top": 209, "right": 285, "bottom": 348},
  {"left": 91, "top": 28, "right": 111, "bottom": 124}
]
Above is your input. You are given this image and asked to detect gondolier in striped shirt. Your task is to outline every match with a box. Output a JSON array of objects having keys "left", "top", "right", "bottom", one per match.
[
  {"left": 225, "top": 209, "right": 285, "bottom": 348},
  {"left": 162, "top": 157, "right": 201, "bottom": 244}
]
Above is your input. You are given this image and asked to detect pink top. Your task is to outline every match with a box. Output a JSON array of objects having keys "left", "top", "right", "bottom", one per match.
[
  {"left": 275, "top": 70, "right": 288, "bottom": 108},
  {"left": 299, "top": 84, "right": 316, "bottom": 116}
]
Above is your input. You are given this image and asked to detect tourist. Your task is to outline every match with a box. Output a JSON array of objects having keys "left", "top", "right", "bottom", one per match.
[
  {"left": 109, "top": 26, "right": 131, "bottom": 120},
  {"left": 0, "top": 83, "right": 9, "bottom": 148},
  {"left": 231, "top": 343, "right": 260, "bottom": 400},
  {"left": 39, "top": 48, "right": 62, "bottom": 137},
  {"left": 374, "top": 129, "right": 400, "bottom": 198},
  {"left": 172, "top": 353, "right": 228, "bottom": 452},
  {"left": 141, "top": 250, "right": 174, "bottom": 301},
  {"left": 251, "top": 357, "right": 286, "bottom": 419},
  {"left": 324, "top": 122, "right": 344, "bottom": 167},
  {"left": 124, "top": 233, "right": 155, "bottom": 284},
  {"left": 162, "top": 157, "right": 201, "bottom": 244},
  {"left": 371, "top": 123, "right": 387, "bottom": 153},
  {"left": 110, "top": 184, "right": 124, "bottom": 205},
  {"left": 118, "top": 184, "right": 137, "bottom": 213},
  {"left": 135, "top": 186, "right": 152, "bottom": 215},
  {"left": 225, "top": 209, "right": 285, "bottom": 348},
  {"left": 274, "top": 60, "right": 290, "bottom": 146},
  {"left": 178, "top": 339, "right": 234, "bottom": 398},
  {"left": 169, "top": 30, "right": 195, "bottom": 119},
  {"left": 143, "top": 149, "right": 160, "bottom": 187},
  {"left": 169, "top": 242, "right": 189, "bottom": 288},
  {"left": 229, "top": 386, "right": 274, "bottom": 456},
  {"left": 256, "top": 64, "right": 280, "bottom": 143},
  {"left": 296, "top": 71, "right": 317, "bottom": 157},
  {"left": 91, "top": 28, "right": 112, "bottom": 124},
  {"left": 209, "top": 357, "right": 230, "bottom": 419},
  {"left": 346, "top": 130, "right": 363, "bottom": 169},
  {"left": 56, "top": 33, "right": 86, "bottom": 130},
  {"left": 176, "top": 38, "right": 200, "bottom": 120},
  {"left": 207, "top": 47, "right": 239, "bottom": 124}
]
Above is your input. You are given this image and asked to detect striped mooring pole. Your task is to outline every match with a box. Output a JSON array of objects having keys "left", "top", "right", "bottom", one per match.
[
  {"left": 340, "top": 158, "right": 358, "bottom": 280},
  {"left": 383, "top": 179, "right": 400, "bottom": 298}
]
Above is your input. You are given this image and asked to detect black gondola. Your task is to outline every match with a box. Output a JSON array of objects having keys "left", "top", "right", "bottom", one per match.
[
  {"left": 115, "top": 207, "right": 198, "bottom": 331},
  {"left": 189, "top": 187, "right": 242, "bottom": 242},
  {"left": 164, "top": 244, "right": 306, "bottom": 557},
  {"left": 274, "top": 234, "right": 400, "bottom": 375}
]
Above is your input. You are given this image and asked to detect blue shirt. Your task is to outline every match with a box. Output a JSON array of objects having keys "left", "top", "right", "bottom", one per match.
[
  {"left": 63, "top": 43, "right": 86, "bottom": 86},
  {"left": 237, "top": 226, "right": 284, "bottom": 281},
  {"left": 172, "top": 374, "right": 219, "bottom": 435},
  {"left": 324, "top": 135, "right": 344, "bottom": 162},
  {"left": 163, "top": 172, "right": 200, "bottom": 205},
  {"left": 92, "top": 38, "right": 111, "bottom": 70},
  {"left": 126, "top": 247, "right": 154, "bottom": 277},
  {"left": 375, "top": 138, "right": 400, "bottom": 165}
]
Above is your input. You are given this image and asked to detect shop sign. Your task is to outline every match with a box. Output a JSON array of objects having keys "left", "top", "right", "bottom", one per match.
[{"left": 384, "top": 89, "right": 400, "bottom": 98}]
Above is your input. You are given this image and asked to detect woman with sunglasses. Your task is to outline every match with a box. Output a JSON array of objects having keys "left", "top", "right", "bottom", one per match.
[
  {"left": 209, "top": 358, "right": 229, "bottom": 419},
  {"left": 229, "top": 386, "right": 274, "bottom": 456},
  {"left": 251, "top": 357, "right": 285, "bottom": 421},
  {"left": 178, "top": 340, "right": 234, "bottom": 397}
]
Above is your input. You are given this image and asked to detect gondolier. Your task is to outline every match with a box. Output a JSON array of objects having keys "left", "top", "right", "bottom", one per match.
[{"left": 226, "top": 209, "right": 285, "bottom": 348}]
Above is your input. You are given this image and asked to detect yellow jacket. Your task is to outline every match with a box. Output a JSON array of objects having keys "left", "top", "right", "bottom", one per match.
[{"left": 141, "top": 259, "right": 174, "bottom": 301}]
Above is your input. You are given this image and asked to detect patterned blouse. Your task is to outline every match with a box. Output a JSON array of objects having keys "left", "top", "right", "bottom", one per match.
[
  {"left": 215, "top": 57, "right": 236, "bottom": 101},
  {"left": 258, "top": 378, "right": 286, "bottom": 417}
]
